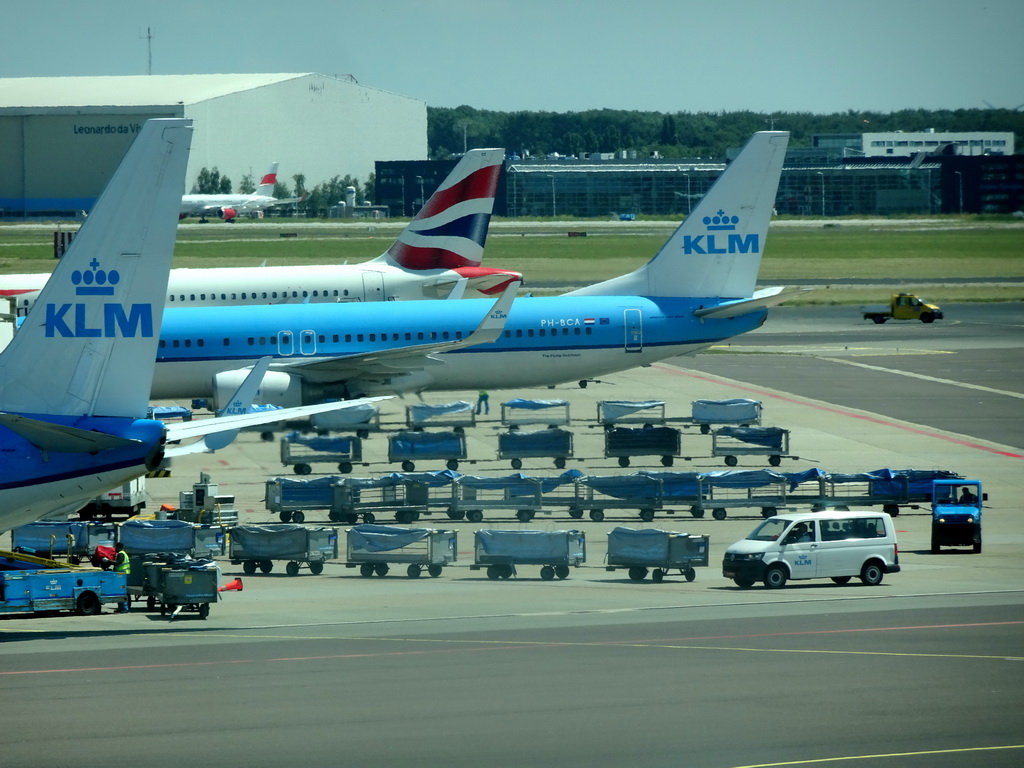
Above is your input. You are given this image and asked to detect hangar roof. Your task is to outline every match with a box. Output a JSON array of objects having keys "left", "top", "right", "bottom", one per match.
[{"left": 0, "top": 73, "right": 322, "bottom": 108}]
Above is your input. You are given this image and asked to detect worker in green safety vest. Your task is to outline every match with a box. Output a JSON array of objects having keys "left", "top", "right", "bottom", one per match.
[{"left": 113, "top": 543, "right": 131, "bottom": 613}]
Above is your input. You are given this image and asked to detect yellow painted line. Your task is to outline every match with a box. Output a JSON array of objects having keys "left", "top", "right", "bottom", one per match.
[{"left": 731, "top": 743, "right": 1024, "bottom": 767}]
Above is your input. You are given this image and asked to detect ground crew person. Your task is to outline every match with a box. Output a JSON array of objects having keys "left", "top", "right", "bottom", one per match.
[
  {"left": 113, "top": 543, "right": 131, "bottom": 613},
  {"left": 475, "top": 390, "right": 490, "bottom": 415}
]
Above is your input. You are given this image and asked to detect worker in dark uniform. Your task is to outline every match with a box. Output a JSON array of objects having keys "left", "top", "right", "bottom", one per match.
[{"left": 113, "top": 543, "right": 131, "bottom": 613}]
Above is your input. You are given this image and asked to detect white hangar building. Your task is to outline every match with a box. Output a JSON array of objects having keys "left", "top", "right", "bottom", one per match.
[{"left": 0, "top": 73, "right": 427, "bottom": 217}]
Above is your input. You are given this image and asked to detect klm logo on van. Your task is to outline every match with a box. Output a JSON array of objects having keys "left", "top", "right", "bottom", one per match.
[
  {"left": 44, "top": 258, "right": 154, "bottom": 338},
  {"left": 682, "top": 209, "right": 759, "bottom": 255}
]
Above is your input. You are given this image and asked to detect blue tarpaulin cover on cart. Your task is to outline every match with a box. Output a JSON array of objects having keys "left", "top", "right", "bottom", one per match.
[
  {"left": 784, "top": 468, "right": 828, "bottom": 491},
  {"left": 607, "top": 527, "right": 674, "bottom": 562},
  {"left": 699, "top": 470, "right": 788, "bottom": 488},
  {"left": 599, "top": 400, "right": 665, "bottom": 421},
  {"left": 231, "top": 525, "right": 313, "bottom": 559},
  {"left": 503, "top": 398, "right": 569, "bottom": 410},
  {"left": 498, "top": 428, "right": 572, "bottom": 453},
  {"left": 148, "top": 405, "right": 193, "bottom": 421},
  {"left": 389, "top": 431, "right": 463, "bottom": 456},
  {"left": 349, "top": 524, "right": 431, "bottom": 553},
  {"left": 457, "top": 473, "right": 541, "bottom": 496},
  {"left": 715, "top": 426, "right": 785, "bottom": 448},
  {"left": 11, "top": 522, "right": 99, "bottom": 554},
  {"left": 637, "top": 471, "right": 701, "bottom": 498},
  {"left": 311, "top": 402, "right": 378, "bottom": 427},
  {"left": 869, "top": 468, "right": 960, "bottom": 498},
  {"left": 407, "top": 401, "right": 472, "bottom": 426},
  {"left": 284, "top": 433, "right": 356, "bottom": 453},
  {"left": 691, "top": 399, "right": 760, "bottom": 422},
  {"left": 476, "top": 529, "right": 579, "bottom": 560},
  {"left": 341, "top": 470, "right": 460, "bottom": 492},
  {"left": 120, "top": 519, "right": 195, "bottom": 553},
  {"left": 580, "top": 474, "right": 662, "bottom": 499},
  {"left": 537, "top": 469, "right": 584, "bottom": 492}
]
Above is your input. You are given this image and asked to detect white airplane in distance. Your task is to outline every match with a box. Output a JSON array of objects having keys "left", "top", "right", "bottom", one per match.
[
  {"left": 150, "top": 132, "right": 795, "bottom": 410},
  {"left": 179, "top": 162, "right": 303, "bottom": 221},
  {"left": 0, "top": 148, "right": 522, "bottom": 316},
  {"left": 0, "top": 119, "right": 389, "bottom": 534}
]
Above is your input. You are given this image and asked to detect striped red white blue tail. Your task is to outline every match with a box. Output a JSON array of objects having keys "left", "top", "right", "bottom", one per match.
[{"left": 384, "top": 148, "right": 503, "bottom": 270}]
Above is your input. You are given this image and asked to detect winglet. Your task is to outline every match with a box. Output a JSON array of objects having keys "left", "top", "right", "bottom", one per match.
[{"left": 463, "top": 279, "right": 519, "bottom": 346}]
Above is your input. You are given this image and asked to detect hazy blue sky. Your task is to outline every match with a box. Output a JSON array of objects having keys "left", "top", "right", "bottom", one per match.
[{"left": 3, "top": 0, "right": 1022, "bottom": 114}]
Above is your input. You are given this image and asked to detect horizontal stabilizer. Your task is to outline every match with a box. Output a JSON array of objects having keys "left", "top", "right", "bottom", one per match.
[
  {"left": 0, "top": 412, "right": 140, "bottom": 453},
  {"left": 692, "top": 286, "right": 808, "bottom": 319}
]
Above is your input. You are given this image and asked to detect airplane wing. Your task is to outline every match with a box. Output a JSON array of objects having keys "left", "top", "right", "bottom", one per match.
[
  {"left": 0, "top": 413, "right": 141, "bottom": 453},
  {"left": 692, "top": 286, "right": 810, "bottom": 319},
  {"left": 274, "top": 280, "right": 518, "bottom": 380}
]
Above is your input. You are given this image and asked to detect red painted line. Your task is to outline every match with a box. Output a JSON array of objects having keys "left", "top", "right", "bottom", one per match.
[{"left": 654, "top": 363, "right": 1024, "bottom": 459}]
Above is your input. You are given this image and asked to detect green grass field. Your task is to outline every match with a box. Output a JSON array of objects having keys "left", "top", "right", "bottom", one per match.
[{"left": 1, "top": 217, "right": 1021, "bottom": 303}]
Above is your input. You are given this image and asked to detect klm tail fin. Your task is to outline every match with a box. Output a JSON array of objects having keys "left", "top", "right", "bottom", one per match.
[
  {"left": 255, "top": 162, "right": 279, "bottom": 196},
  {"left": 0, "top": 118, "right": 193, "bottom": 418},
  {"left": 566, "top": 131, "right": 789, "bottom": 299},
  {"left": 382, "top": 148, "right": 504, "bottom": 270}
]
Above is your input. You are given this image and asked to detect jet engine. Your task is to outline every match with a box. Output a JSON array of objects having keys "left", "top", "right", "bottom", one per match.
[
  {"left": 220, "top": 207, "right": 238, "bottom": 221},
  {"left": 211, "top": 369, "right": 320, "bottom": 411}
]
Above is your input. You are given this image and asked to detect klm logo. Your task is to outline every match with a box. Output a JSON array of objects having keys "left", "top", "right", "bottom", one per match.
[
  {"left": 44, "top": 258, "right": 153, "bottom": 338},
  {"left": 682, "top": 209, "right": 759, "bottom": 255}
]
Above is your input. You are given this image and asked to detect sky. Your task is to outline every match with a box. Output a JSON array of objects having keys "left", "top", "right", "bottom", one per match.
[{"left": 2, "top": 0, "right": 1022, "bottom": 115}]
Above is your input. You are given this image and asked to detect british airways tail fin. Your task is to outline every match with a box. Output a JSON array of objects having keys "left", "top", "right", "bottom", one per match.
[
  {"left": 255, "top": 162, "right": 279, "bottom": 196},
  {"left": 381, "top": 148, "right": 504, "bottom": 270},
  {"left": 566, "top": 131, "right": 788, "bottom": 299},
  {"left": 0, "top": 118, "right": 193, "bottom": 418}
]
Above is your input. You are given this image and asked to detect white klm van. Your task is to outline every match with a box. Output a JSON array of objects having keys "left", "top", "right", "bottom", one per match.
[{"left": 722, "top": 511, "right": 901, "bottom": 589}]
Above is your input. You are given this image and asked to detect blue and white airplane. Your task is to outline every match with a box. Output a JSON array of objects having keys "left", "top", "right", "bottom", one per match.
[
  {"left": 0, "top": 118, "right": 391, "bottom": 533},
  {"left": 150, "top": 131, "right": 792, "bottom": 409}
]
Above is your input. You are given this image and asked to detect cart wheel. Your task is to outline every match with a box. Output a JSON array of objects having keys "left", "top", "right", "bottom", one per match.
[
  {"left": 309, "top": 561, "right": 325, "bottom": 575},
  {"left": 339, "top": 462, "right": 353, "bottom": 474},
  {"left": 639, "top": 509, "right": 655, "bottom": 522},
  {"left": 146, "top": 596, "right": 157, "bottom": 611},
  {"left": 589, "top": 509, "right": 605, "bottom": 522},
  {"left": 295, "top": 463, "right": 312, "bottom": 475},
  {"left": 883, "top": 504, "right": 900, "bottom": 517},
  {"left": 554, "top": 457, "right": 566, "bottom": 469},
  {"left": 511, "top": 458, "right": 523, "bottom": 470},
  {"left": 568, "top": 509, "right": 584, "bottom": 519},
  {"left": 259, "top": 560, "right": 274, "bottom": 574},
  {"left": 627, "top": 567, "right": 648, "bottom": 582},
  {"left": 279, "top": 511, "right": 293, "bottom": 523},
  {"left": 198, "top": 603, "right": 210, "bottom": 620},
  {"left": 540, "top": 565, "right": 555, "bottom": 581},
  {"left": 401, "top": 460, "right": 415, "bottom": 472},
  {"left": 690, "top": 506, "right": 705, "bottom": 519},
  {"left": 768, "top": 455, "right": 782, "bottom": 467},
  {"left": 467, "top": 510, "right": 484, "bottom": 523},
  {"left": 407, "top": 563, "right": 422, "bottom": 578},
  {"left": 428, "top": 564, "right": 443, "bottom": 578},
  {"left": 724, "top": 455, "right": 738, "bottom": 467},
  {"left": 651, "top": 568, "right": 664, "bottom": 584},
  {"left": 357, "top": 429, "right": 369, "bottom": 439},
  {"left": 374, "top": 563, "right": 390, "bottom": 577},
  {"left": 712, "top": 508, "right": 727, "bottom": 521},
  {"left": 618, "top": 456, "right": 630, "bottom": 468},
  {"left": 286, "top": 561, "right": 300, "bottom": 577},
  {"left": 555, "top": 565, "right": 570, "bottom": 580},
  {"left": 761, "top": 507, "right": 777, "bottom": 518},
  {"left": 486, "top": 565, "right": 500, "bottom": 580},
  {"left": 292, "top": 511, "right": 305, "bottom": 524},
  {"left": 700, "top": 424, "right": 710, "bottom": 434},
  {"left": 684, "top": 568, "right": 696, "bottom": 582},
  {"left": 396, "top": 510, "right": 414, "bottom": 524},
  {"left": 360, "top": 563, "right": 375, "bottom": 578},
  {"left": 447, "top": 510, "right": 466, "bottom": 520},
  {"left": 261, "top": 431, "right": 274, "bottom": 442},
  {"left": 500, "top": 564, "right": 514, "bottom": 579},
  {"left": 328, "top": 510, "right": 342, "bottom": 522},
  {"left": 243, "top": 560, "right": 257, "bottom": 575},
  {"left": 446, "top": 459, "right": 460, "bottom": 471},
  {"left": 661, "top": 456, "right": 674, "bottom": 467},
  {"left": 516, "top": 509, "right": 534, "bottom": 523},
  {"left": 363, "top": 513, "right": 376, "bottom": 524}
]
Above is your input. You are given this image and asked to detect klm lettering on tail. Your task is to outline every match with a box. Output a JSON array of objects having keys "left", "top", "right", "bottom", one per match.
[
  {"left": 44, "top": 258, "right": 154, "bottom": 338},
  {"left": 682, "top": 210, "right": 759, "bottom": 255}
]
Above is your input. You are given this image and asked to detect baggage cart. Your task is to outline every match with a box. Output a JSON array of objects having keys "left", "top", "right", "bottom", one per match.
[
  {"left": 265, "top": 475, "right": 341, "bottom": 523},
  {"left": 688, "top": 398, "right": 762, "bottom": 434},
  {"left": 310, "top": 401, "right": 381, "bottom": 438},
  {"left": 345, "top": 524, "right": 457, "bottom": 578},
  {"left": 711, "top": 426, "right": 790, "bottom": 466},
  {"left": 471, "top": 529, "right": 586, "bottom": 581},
  {"left": 11, "top": 521, "right": 117, "bottom": 565},
  {"left": 605, "top": 526, "right": 710, "bottom": 583},
  {"left": 332, "top": 471, "right": 460, "bottom": 525},
  {"left": 636, "top": 471, "right": 703, "bottom": 518},
  {"left": 603, "top": 425, "right": 681, "bottom": 467},
  {"left": 497, "top": 427, "right": 574, "bottom": 469},
  {"left": 449, "top": 474, "right": 545, "bottom": 523},
  {"left": 229, "top": 524, "right": 338, "bottom": 576},
  {"left": 572, "top": 474, "right": 664, "bottom": 523},
  {"left": 696, "top": 470, "right": 789, "bottom": 520},
  {"left": 281, "top": 432, "right": 363, "bottom": 475},
  {"left": 387, "top": 430, "right": 467, "bottom": 471},
  {"left": 501, "top": 398, "right": 571, "bottom": 428},
  {"left": 596, "top": 400, "right": 667, "bottom": 426},
  {"left": 132, "top": 554, "right": 219, "bottom": 618},
  {"left": 406, "top": 400, "right": 475, "bottom": 431}
]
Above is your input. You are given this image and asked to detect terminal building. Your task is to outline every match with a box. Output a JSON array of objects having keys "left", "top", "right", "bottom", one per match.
[{"left": 0, "top": 73, "right": 426, "bottom": 216}]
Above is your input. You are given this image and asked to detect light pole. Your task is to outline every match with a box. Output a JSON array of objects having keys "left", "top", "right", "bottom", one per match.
[
  {"left": 816, "top": 172, "right": 825, "bottom": 217},
  {"left": 955, "top": 171, "right": 963, "bottom": 214}
]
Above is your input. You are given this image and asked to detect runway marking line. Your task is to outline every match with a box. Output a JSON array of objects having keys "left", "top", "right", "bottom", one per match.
[
  {"left": 730, "top": 743, "right": 1024, "bottom": 767},
  {"left": 654, "top": 363, "right": 1024, "bottom": 459}
]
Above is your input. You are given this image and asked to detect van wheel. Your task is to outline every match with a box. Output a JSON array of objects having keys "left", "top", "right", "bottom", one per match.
[
  {"left": 733, "top": 577, "right": 755, "bottom": 588},
  {"left": 860, "top": 561, "right": 884, "bottom": 586},
  {"left": 831, "top": 576, "right": 852, "bottom": 585},
  {"left": 763, "top": 565, "right": 788, "bottom": 589}
]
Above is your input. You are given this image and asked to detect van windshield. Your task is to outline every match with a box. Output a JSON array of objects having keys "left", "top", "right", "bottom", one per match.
[{"left": 746, "top": 518, "right": 790, "bottom": 542}]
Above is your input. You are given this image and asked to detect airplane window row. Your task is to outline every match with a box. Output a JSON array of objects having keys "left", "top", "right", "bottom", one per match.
[
  {"left": 504, "top": 327, "right": 591, "bottom": 338},
  {"left": 167, "top": 289, "right": 353, "bottom": 302},
  {"left": 158, "top": 329, "right": 466, "bottom": 350}
]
